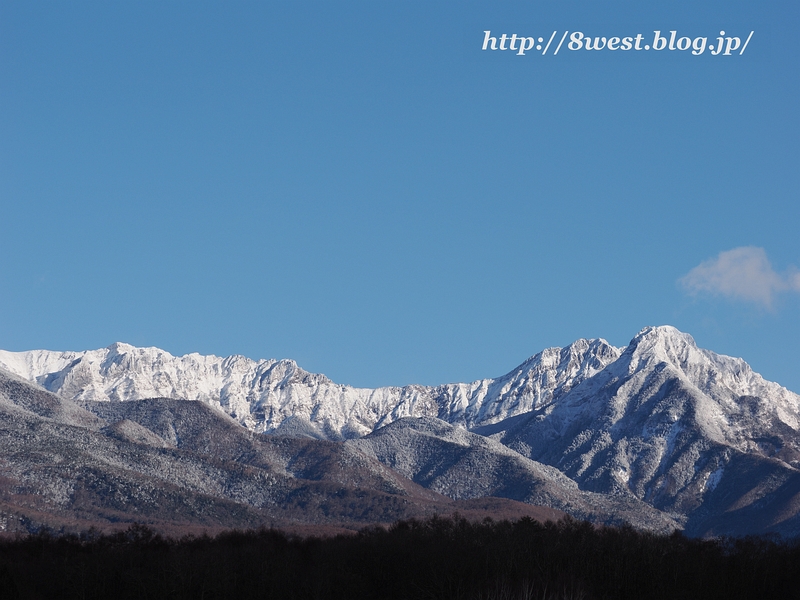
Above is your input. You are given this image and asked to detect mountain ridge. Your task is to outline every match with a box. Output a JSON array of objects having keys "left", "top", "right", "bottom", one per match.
[
  {"left": 3, "top": 325, "right": 800, "bottom": 536},
  {"left": 0, "top": 336, "right": 624, "bottom": 438}
]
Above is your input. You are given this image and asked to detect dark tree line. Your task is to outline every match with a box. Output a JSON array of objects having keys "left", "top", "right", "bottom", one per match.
[{"left": 0, "top": 516, "right": 799, "bottom": 599}]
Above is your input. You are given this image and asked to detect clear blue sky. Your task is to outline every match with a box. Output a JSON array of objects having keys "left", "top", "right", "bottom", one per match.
[{"left": 1, "top": 1, "right": 798, "bottom": 391}]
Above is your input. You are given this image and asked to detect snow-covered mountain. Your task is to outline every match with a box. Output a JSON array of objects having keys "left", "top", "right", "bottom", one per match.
[
  {"left": 3, "top": 325, "right": 800, "bottom": 536},
  {"left": 0, "top": 338, "right": 621, "bottom": 438},
  {"left": 480, "top": 326, "right": 800, "bottom": 535}
]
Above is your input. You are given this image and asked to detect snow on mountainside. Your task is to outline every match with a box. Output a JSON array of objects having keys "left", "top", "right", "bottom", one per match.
[
  {"left": 487, "top": 326, "right": 800, "bottom": 536},
  {"left": 4, "top": 326, "right": 800, "bottom": 536},
  {"left": 0, "top": 338, "right": 621, "bottom": 438},
  {"left": 0, "top": 367, "right": 490, "bottom": 533},
  {"left": 348, "top": 416, "right": 680, "bottom": 532}
]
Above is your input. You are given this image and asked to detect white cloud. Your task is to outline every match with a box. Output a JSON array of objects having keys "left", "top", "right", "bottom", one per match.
[{"left": 680, "top": 247, "right": 799, "bottom": 309}]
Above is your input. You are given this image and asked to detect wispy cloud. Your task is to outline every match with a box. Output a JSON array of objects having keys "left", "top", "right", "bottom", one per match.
[{"left": 680, "top": 247, "right": 800, "bottom": 309}]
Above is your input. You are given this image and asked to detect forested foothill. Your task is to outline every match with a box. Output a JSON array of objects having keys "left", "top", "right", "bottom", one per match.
[{"left": 0, "top": 516, "right": 798, "bottom": 600}]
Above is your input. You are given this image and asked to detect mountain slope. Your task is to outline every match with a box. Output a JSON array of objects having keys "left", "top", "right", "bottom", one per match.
[
  {"left": 1, "top": 367, "right": 554, "bottom": 534},
  {"left": 349, "top": 416, "right": 680, "bottom": 532}
]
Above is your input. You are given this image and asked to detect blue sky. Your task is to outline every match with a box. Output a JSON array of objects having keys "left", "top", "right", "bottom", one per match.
[{"left": 1, "top": 1, "right": 798, "bottom": 391}]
